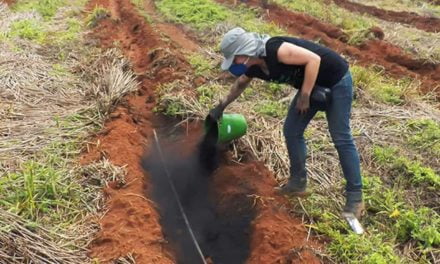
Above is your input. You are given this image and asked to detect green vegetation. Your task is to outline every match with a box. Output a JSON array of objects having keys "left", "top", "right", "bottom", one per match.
[
  {"left": 156, "top": 0, "right": 230, "bottom": 30},
  {"left": 155, "top": 81, "right": 189, "bottom": 116},
  {"left": 197, "top": 84, "right": 217, "bottom": 106},
  {"left": 0, "top": 146, "right": 82, "bottom": 222},
  {"left": 351, "top": 65, "right": 415, "bottom": 105},
  {"left": 230, "top": 5, "right": 284, "bottom": 36},
  {"left": 52, "top": 18, "right": 83, "bottom": 43},
  {"left": 12, "top": 0, "right": 66, "bottom": 20},
  {"left": 406, "top": 119, "right": 440, "bottom": 156},
  {"left": 50, "top": 63, "right": 71, "bottom": 77},
  {"left": 359, "top": 0, "right": 440, "bottom": 17},
  {"left": 156, "top": 0, "right": 284, "bottom": 35},
  {"left": 86, "top": 6, "right": 110, "bottom": 28},
  {"left": 373, "top": 146, "right": 440, "bottom": 188},
  {"left": 396, "top": 207, "right": 440, "bottom": 248},
  {"left": 301, "top": 170, "right": 439, "bottom": 262},
  {"left": 9, "top": 19, "right": 46, "bottom": 43},
  {"left": 274, "top": 0, "right": 377, "bottom": 44},
  {"left": 0, "top": 0, "right": 114, "bottom": 260},
  {"left": 301, "top": 188, "right": 402, "bottom": 263},
  {"left": 188, "top": 53, "right": 217, "bottom": 77},
  {"left": 254, "top": 100, "right": 287, "bottom": 118},
  {"left": 4, "top": 0, "right": 86, "bottom": 45}
]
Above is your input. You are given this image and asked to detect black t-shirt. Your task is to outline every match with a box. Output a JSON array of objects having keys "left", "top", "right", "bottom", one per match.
[{"left": 245, "top": 36, "right": 348, "bottom": 88}]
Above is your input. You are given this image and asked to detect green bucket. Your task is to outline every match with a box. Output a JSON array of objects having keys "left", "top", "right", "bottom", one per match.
[{"left": 205, "top": 113, "right": 247, "bottom": 143}]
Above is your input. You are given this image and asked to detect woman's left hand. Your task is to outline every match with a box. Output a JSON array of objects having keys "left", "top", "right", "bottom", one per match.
[{"left": 295, "top": 92, "right": 310, "bottom": 114}]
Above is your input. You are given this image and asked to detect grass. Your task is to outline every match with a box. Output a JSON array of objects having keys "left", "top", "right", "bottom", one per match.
[
  {"left": 9, "top": 19, "right": 46, "bottom": 43},
  {"left": 395, "top": 207, "right": 440, "bottom": 248},
  {"left": 0, "top": 143, "right": 83, "bottom": 223},
  {"left": 12, "top": 0, "right": 66, "bottom": 20},
  {"left": 52, "top": 17, "right": 83, "bottom": 44},
  {"left": 351, "top": 65, "right": 417, "bottom": 105},
  {"left": 300, "top": 169, "right": 440, "bottom": 263},
  {"left": 156, "top": 0, "right": 230, "bottom": 30},
  {"left": 156, "top": 0, "right": 284, "bottom": 35},
  {"left": 2, "top": 0, "right": 87, "bottom": 46},
  {"left": 86, "top": 6, "right": 110, "bottom": 28},
  {"left": 273, "top": 0, "right": 377, "bottom": 45},
  {"left": 373, "top": 145, "right": 440, "bottom": 188},
  {"left": 356, "top": 0, "right": 440, "bottom": 17},
  {"left": 405, "top": 119, "right": 440, "bottom": 156},
  {"left": 188, "top": 53, "right": 218, "bottom": 77},
  {"left": 254, "top": 100, "right": 287, "bottom": 118}
]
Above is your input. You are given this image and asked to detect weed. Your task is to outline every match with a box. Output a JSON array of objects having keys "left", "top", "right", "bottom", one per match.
[
  {"left": 9, "top": 19, "right": 46, "bottom": 43},
  {"left": 351, "top": 65, "right": 414, "bottom": 105},
  {"left": 155, "top": 82, "right": 189, "bottom": 116},
  {"left": 0, "top": 156, "right": 81, "bottom": 222},
  {"left": 322, "top": 226, "right": 400, "bottom": 263},
  {"left": 254, "top": 100, "right": 287, "bottom": 118},
  {"left": 86, "top": 6, "right": 110, "bottom": 28},
  {"left": 163, "top": 101, "right": 186, "bottom": 116},
  {"left": 395, "top": 207, "right": 440, "bottom": 248},
  {"left": 12, "top": 0, "right": 66, "bottom": 20},
  {"left": 373, "top": 146, "right": 440, "bottom": 188},
  {"left": 274, "top": 0, "right": 376, "bottom": 44},
  {"left": 52, "top": 18, "right": 83, "bottom": 43},
  {"left": 406, "top": 119, "right": 440, "bottom": 156},
  {"left": 231, "top": 4, "right": 285, "bottom": 36},
  {"left": 197, "top": 84, "right": 217, "bottom": 106},
  {"left": 363, "top": 174, "right": 404, "bottom": 215},
  {"left": 156, "top": 0, "right": 230, "bottom": 30},
  {"left": 302, "top": 190, "right": 401, "bottom": 263},
  {"left": 188, "top": 53, "right": 216, "bottom": 77}
]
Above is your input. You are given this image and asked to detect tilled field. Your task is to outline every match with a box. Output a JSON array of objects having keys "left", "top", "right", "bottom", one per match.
[{"left": 1, "top": 0, "right": 439, "bottom": 263}]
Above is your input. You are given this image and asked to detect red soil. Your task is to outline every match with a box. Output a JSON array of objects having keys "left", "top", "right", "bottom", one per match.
[
  {"left": 1, "top": 0, "right": 15, "bottom": 5},
  {"left": 332, "top": 0, "right": 440, "bottom": 33},
  {"left": 83, "top": 0, "right": 323, "bottom": 263},
  {"left": 82, "top": 0, "right": 189, "bottom": 262},
  {"left": 221, "top": 0, "right": 440, "bottom": 98}
]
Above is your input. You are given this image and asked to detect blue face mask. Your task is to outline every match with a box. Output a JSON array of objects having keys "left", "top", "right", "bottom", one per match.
[
  {"left": 229, "top": 63, "right": 248, "bottom": 77},
  {"left": 229, "top": 57, "right": 250, "bottom": 77}
]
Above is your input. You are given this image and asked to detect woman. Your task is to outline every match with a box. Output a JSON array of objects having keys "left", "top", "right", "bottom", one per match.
[{"left": 209, "top": 27, "right": 364, "bottom": 219}]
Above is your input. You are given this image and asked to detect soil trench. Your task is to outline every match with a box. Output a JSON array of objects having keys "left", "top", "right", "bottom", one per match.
[
  {"left": 332, "top": 0, "right": 440, "bottom": 33},
  {"left": 83, "top": 0, "right": 323, "bottom": 263},
  {"left": 220, "top": 0, "right": 440, "bottom": 98}
]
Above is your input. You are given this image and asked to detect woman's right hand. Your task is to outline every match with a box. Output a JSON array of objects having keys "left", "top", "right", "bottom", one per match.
[
  {"left": 295, "top": 92, "right": 310, "bottom": 114},
  {"left": 208, "top": 104, "right": 224, "bottom": 121}
]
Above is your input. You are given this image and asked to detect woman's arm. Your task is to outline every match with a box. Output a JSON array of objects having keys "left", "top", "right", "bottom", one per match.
[
  {"left": 277, "top": 42, "right": 321, "bottom": 96},
  {"left": 209, "top": 74, "right": 252, "bottom": 120},
  {"left": 277, "top": 42, "right": 321, "bottom": 114},
  {"left": 219, "top": 74, "right": 252, "bottom": 109}
]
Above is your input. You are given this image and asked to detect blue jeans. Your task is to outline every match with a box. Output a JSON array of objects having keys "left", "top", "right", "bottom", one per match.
[{"left": 283, "top": 70, "right": 362, "bottom": 197}]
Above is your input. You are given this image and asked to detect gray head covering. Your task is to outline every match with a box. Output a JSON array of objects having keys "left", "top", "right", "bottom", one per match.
[{"left": 220, "top": 27, "right": 271, "bottom": 70}]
